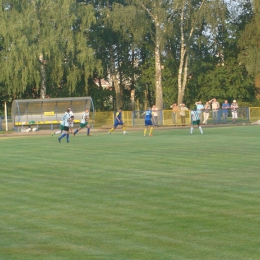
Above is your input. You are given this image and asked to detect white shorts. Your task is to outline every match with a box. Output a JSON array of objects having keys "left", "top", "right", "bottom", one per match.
[{"left": 232, "top": 111, "right": 237, "bottom": 119}]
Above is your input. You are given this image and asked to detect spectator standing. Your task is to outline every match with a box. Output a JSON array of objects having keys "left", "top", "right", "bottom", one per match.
[
  {"left": 209, "top": 98, "right": 220, "bottom": 124},
  {"left": 152, "top": 105, "right": 159, "bottom": 127},
  {"left": 231, "top": 100, "right": 239, "bottom": 123},
  {"left": 170, "top": 103, "right": 179, "bottom": 125},
  {"left": 222, "top": 100, "right": 230, "bottom": 124},
  {"left": 195, "top": 101, "right": 204, "bottom": 123},
  {"left": 179, "top": 103, "right": 189, "bottom": 126},
  {"left": 203, "top": 101, "right": 211, "bottom": 125}
]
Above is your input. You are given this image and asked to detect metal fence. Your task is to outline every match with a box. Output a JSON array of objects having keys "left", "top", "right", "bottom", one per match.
[
  {"left": 93, "top": 108, "right": 250, "bottom": 128},
  {"left": 0, "top": 117, "right": 12, "bottom": 131},
  {"left": 249, "top": 107, "right": 260, "bottom": 123}
]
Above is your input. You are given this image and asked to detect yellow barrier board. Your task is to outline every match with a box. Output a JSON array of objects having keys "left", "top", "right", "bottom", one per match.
[{"left": 44, "top": 111, "right": 55, "bottom": 116}]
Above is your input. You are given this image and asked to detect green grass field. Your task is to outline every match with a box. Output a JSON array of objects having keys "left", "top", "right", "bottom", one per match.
[{"left": 0, "top": 126, "right": 260, "bottom": 260}]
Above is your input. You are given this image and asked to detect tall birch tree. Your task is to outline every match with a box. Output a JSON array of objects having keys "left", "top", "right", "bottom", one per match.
[{"left": 174, "top": 0, "right": 226, "bottom": 104}]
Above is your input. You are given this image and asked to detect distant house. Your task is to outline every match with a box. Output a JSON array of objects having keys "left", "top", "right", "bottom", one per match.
[{"left": 94, "top": 78, "right": 111, "bottom": 89}]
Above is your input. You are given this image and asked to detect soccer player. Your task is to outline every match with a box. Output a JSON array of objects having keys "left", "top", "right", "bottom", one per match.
[
  {"left": 58, "top": 108, "right": 71, "bottom": 143},
  {"left": 195, "top": 101, "right": 204, "bottom": 122},
  {"left": 142, "top": 107, "right": 154, "bottom": 136},
  {"left": 52, "top": 120, "right": 64, "bottom": 136},
  {"left": 73, "top": 109, "right": 91, "bottom": 136},
  {"left": 108, "top": 107, "right": 127, "bottom": 135},
  {"left": 190, "top": 108, "right": 203, "bottom": 134},
  {"left": 52, "top": 107, "right": 73, "bottom": 136}
]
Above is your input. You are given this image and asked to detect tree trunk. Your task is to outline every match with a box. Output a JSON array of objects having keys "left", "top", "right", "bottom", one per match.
[
  {"left": 178, "top": 53, "right": 189, "bottom": 105},
  {"left": 144, "top": 86, "right": 148, "bottom": 111},
  {"left": 177, "top": 5, "right": 186, "bottom": 105},
  {"left": 109, "top": 45, "right": 122, "bottom": 109},
  {"left": 177, "top": 0, "right": 206, "bottom": 105},
  {"left": 130, "top": 89, "right": 135, "bottom": 111},
  {"left": 155, "top": 21, "right": 163, "bottom": 110},
  {"left": 135, "top": 98, "right": 140, "bottom": 119},
  {"left": 112, "top": 74, "right": 122, "bottom": 109},
  {"left": 130, "top": 48, "right": 135, "bottom": 111},
  {"left": 255, "top": 75, "right": 260, "bottom": 99},
  {"left": 39, "top": 53, "right": 46, "bottom": 99}
]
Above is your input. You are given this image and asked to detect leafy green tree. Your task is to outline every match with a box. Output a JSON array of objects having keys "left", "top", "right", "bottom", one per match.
[
  {"left": 186, "top": 20, "right": 255, "bottom": 105},
  {"left": 238, "top": 0, "right": 260, "bottom": 77},
  {"left": 0, "top": 0, "right": 100, "bottom": 99}
]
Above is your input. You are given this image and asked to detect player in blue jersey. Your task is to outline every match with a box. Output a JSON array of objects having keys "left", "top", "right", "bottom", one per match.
[
  {"left": 190, "top": 108, "right": 203, "bottom": 134},
  {"left": 73, "top": 109, "right": 91, "bottom": 136},
  {"left": 58, "top": 107, "right": 71, "bottom": 143},
  {"left": 142, "top": 107, "right": 154, "bottom": 136},
  {"left": 108, "top": 107, "right": 127, "bottom": 135}
]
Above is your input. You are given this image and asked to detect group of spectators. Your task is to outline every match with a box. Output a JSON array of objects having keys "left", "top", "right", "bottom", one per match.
[{"left": 170, "top": 98, "right": 239, "bottom": 125}]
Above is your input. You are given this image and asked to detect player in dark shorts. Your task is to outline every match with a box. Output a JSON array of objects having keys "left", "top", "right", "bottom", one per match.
[
  {"left": 108, "top": 107, "right": 127, "bottom": 135},
  {"left": 58, "top": 108, "right": 72, "bottom": 143}
]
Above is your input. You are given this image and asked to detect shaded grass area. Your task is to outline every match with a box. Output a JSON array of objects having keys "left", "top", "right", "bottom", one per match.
[{"left": 0, "top": 126, "right": 260, "bottom": 259}]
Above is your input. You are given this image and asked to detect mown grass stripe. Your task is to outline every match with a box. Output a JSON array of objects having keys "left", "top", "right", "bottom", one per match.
[{"left": 0, "top": 126, "right": 260, "bottom": 259}]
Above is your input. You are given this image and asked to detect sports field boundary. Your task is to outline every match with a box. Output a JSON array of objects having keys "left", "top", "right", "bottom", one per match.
[{"left": 0, "top": 122, "right": 256, "bottom": 138}]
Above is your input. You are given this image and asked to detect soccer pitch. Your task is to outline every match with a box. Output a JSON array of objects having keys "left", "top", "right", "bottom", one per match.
[{"left": 0, "top": 126, "right": 259, "bottom": 260}]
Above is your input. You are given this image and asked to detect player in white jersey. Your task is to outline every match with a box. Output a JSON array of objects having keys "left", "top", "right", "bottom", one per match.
[
  {"left": 73, "top": 109, "right": 91, "bottom": 136},
  {"left": 68, "top": 108, "right": 74, "bottom": 133},
  {"left": 51, "top": 119, "right": 64, "bottom": 136},
  {"left": 58, "top": 108, "right": 72, "bottom": 143},
  {"left": 51, "top": 107, "right": 74, "bottom": 136},
  {"left": 190, "top": 108, "right": 203, "bottom": 135}
]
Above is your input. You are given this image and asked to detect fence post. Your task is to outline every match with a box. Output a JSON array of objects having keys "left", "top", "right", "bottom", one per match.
[
  {"left": 5, "top": 101, "right": 8, "bottom": 131},
  {"left": 0, "top": 116, "right": 2, "bottom": 131}
]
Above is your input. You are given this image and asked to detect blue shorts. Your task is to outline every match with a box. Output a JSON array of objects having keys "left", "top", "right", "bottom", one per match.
[
  {"left": 114, "top": 120, "right": 124, "bottom": 128},
  {"left": 145, "top": 120, "right": 153, "bottom": 126}
]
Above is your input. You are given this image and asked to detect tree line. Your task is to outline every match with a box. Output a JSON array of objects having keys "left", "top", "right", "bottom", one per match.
[{"left": 0, "top": 0, "right": 259, "bottom": 114}]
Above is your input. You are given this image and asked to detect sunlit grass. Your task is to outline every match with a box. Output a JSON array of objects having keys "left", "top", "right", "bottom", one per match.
[{"left": 0, "top": 126, "right": 260, "bottom": 260}]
